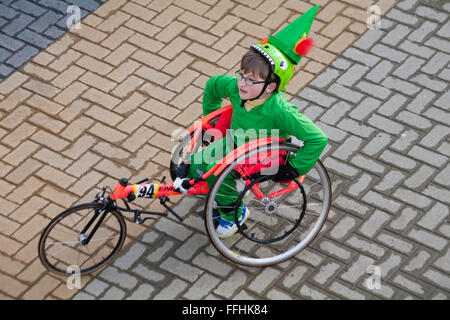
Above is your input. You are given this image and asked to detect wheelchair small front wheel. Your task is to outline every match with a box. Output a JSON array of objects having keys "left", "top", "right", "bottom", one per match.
[{"left": 204, "top": 143, "right": 331, "bottom": 267}]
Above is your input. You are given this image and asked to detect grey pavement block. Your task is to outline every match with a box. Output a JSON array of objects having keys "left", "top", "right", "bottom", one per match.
[
  {"left": 0, "top": 3, "right": 19, "bottom": 19},
  {"left": 382, "top": 24, "right": 412, "bottom": 46},
  {"left": 433, "top": 89, "right": 450, "bottom": 110},
  {"left": 183, "top": 273, "right": 221, "bottom": 299},
  {"left": 346, "top": 235, "right": 386, "bottom": 258},
  {"left": 377, "top": 232, "right": 415, "bottom": 254},
  {"left": 398, "top": 40, "right": 436, "bottom": 59},
  {"left": 404, "top": 164, "right": 435, "bottom": 188},
  {"left": 374, "top": 169, "right": 405, "bottom": 193},
  {"left": 329, "top": 281, "right": 367, "bottom": 300},
  {"left": 126, "top": 284, "right": 155, "bottom": 300},
  {"left": 340, "top": 255, "right": 374, "bottom": 284},
  {"left": 101, "top": 286, "right": 126, "bottom": 300},
  {"left": 296, "top": 248, "right": 325, "bottom": 267},
  {"left": 392, "top": 274, "right": 429, "bottom": 296},
  {"left": 0, "top": 17, "right": 7, "bottom": 28},
  {"left": 314, "top": 261, "right": 342, "bottom": 285},
  {"left": 408, "top": 145, "right": 448, "bottom": 167},
  {"left": 343, "top": 47, "right": 381, "bottom": 67},
  {"left": 397, "top": 0, "right": 419, "bottom": 11},
  {"left": 423, "top": 184, "right": 450, "bottom": 205},
  {"left": 369, "top": 113, "right": 405, "bottom": 134},
  {"left": 396, "top": 110, "right": 432, "bottom": 130},
  {"left": 11, "top": 0, "right": 47, "bottom": 17},
  {"left": 404, "top": 250, "right": 431, "bottom": 272},
  {"left": 356, "top": 80, "right": 392, "bottom": 99},
  {"left": 320, "top": 101, "right": 351, "bottom": 125},
  {"left": 425, "top": 37, "right": 450, "bottom": 54},
  {"left": 302, "top": 105, "right": 325, "bottom": 121},
  {"left": 331, "top": 57, "right": 352, "bottom": 70},
  {"left": 406, "top": 89, "right": 436, "bottom": 113},
  {"left": 379, "top": 149, "right": 417, "bottom": 170},
  {"left": 328, "top": 83, "right": 365, "bottom": 104},
  {"left": 0, "top": 48, "right": 12, "bottom": 63},
  {"left": 153, "top": 217, "right": 193, "bottom": 241},
  {"left": 281, "top": 265, "right": 310, "bottom": 289},
  {"left": 332, "top": 135, "right": 363, "bottom": 160},
  {"left": 192, "top": 252, "right": 233, "bottom": 277},
  {"left": 415, "top": 5, "right": 448, "bottom": 22},
  {"left": 365, "top": 60, "right": 394, "bottom": 83},
  {"left": 359, "top": 210, "right": 391, "bottom": 238},
  {"left": 329, "top": 216, "right": 358, "bottom": 240},
  {"left": 408, "top": 227, "right": 448, "bottom": 251},
  {"left": 353, "top": 29, "right": 385, "bottom": 50},
  {"left": 1, "top": 13, "right": 34, "bottom": 36},
  {"left": 433, "top": 163, "right": 450, "bottom": 187},
  {"left": 132, "top": 264, "right": 166, "bottom": 282},
  {"left": 351, "top": 154, "right": 386, "bottom": 175},
  {"left": 29, "top": 10, "right": 63, "bottom": 33},
  {"left": 266, "top": 288, "right": 294, "bottom": 300},
  {"left": 389, "top": 207, "right": 418, "bottom": 231},
  {"left": 319, "top": 240, "right": 352, "bottom": 261},
  {"left": 248, "top": 267, "right": 281, "bottom": 294},
  {"left": 17, "top": 29, "right": 52, "bottom": 49},
  {"left": 422, "top": 52, "right": 450, "bottom": 75},
  {"left": 146, "top": 239, "right": 175, "bottom": 263},
  {"left": 5, "top": 45, "right": 39, "bottom": 68},
  {"left": 347, "top": 173, "right": 373, "bottom": 197},
  {"left": 362, "top": 132, "right": 392, "bottom": 156},
  {"left": 437, "top": 20, "right": 450, "bottom": 38},
  {"left": 0, "top": 64, "right": 14, "bottom": 77},
  {"left": 309, "top": 68, "right": 340, "bottom": 89},
  {"left": 338, "top": 118, "right": 375, "bottom": 138},
  {"left": 99, "top": 266, "right": 138, "bottom": 290},
  {"left": 174, "top": 233, "right": 208, "bottom": 261},
  {"left": 385, "top": 8, "right": 420, "bottom": 26},
  {"left": 0, "top": 34, "right": 25, "bottom": 52},
  {"left": 337, "top": 64, "right": 369, "bottom": 87},
  {"left": 417, "top": 202, "right": 449, "bottom": 231},
  {"left": 362, "top": 190, "right": 403, "bottom": 213},
  {"left": 411, "top": 74, "right": 448, "bottom": 92},
  {"left": 160, "top": 257, "right": 204, "bottom": 282},
  {"left": 153, "top": 278, "right": 188, "bottom": 300},
  {"left": 393, "top": 56, "right": 426, "bottom": 79},
  {"left": 433, "top": 248, "right": 450, "bottom": 272},
  {"left": 214, "top": 270, "right": 248, "bottom": 298},
  {"left": 423, "top": 107, "right": 450, "bottom": 124},
  {"left": 323, "top": 157, "right": 359, "bottom": 178},
  {"left": 423, "top": 269, "right": 450, "bottom": 292},
  {"left": 391, "top": 129, "right": 420, "bottom": 152},
  {"left": 113, "top": 242, "right": 147, "bottom": 269},
  {"left": 71, "top": 0, "right": 102, "bottom": 11},
  {"left": 299, "top": 87, "right": 336, "bottom": 108},
  {"left": 381, "top": 77, "right": 420, "bottom": 96},
  {"left": 372, "top": 44, "right": 408, "bottom": 63},
  {"left": 334, "top": 195, "right": 371, "bottom": 217},
  {"left": 408, "top": 21, "right": 438, "bottom": 43},
  {"left": 299, "top": 283, "right": 331, "bottom": 299},
  {"left": 83, "top": 279, "right": 110, "bottom": 297}
]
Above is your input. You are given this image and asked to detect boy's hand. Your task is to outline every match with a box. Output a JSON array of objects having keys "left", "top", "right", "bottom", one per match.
[{"left": 272, "top": 162, "right": 299, "bottom": 182}]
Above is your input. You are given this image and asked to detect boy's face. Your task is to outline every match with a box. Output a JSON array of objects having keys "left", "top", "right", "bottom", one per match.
[{"left": 237, "top": 70, "right": 269, "bottom": 100}]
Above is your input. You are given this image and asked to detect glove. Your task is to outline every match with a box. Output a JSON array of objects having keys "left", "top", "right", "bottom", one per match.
[
  {"left": 173, "top": 177, "right": 191, "bottom": 193},
  {"left": 175, "top": 162, "right": 189, "bottom": 179},
  {"left": 272, "top": 161, "right": 299, "bottom": 182}
]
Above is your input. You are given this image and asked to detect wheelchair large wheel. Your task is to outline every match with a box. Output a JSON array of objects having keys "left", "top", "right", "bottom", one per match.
[{"left": 204, "top": 143, "right": 331, "bottom": 267}]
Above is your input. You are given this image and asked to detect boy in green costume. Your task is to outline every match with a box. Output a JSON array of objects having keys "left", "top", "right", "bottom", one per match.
[{"left": 173, "top": 5, "right": 328, "bottom": 238}]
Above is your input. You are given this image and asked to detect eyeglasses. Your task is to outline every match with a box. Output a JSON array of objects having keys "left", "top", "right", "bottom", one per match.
[{"left": 235, "top": 71, "right": 266, "bottom": 86}]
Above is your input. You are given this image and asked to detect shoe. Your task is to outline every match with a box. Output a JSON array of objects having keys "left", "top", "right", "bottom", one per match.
[{"left": 216, "top": 205, "right": 250, "bottom": 239}]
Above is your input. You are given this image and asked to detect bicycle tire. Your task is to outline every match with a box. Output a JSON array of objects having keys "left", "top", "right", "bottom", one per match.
[
  {"left": 38, "top": 202, "right": 127, "bottom": 276},
  {"left": 204, "top": 143, "right": 331, "bottom": 267}
]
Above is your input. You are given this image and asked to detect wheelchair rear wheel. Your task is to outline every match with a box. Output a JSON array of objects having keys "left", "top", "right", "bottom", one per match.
[{"left": 204, "top": 143, "right": 331, "bottom": 267}]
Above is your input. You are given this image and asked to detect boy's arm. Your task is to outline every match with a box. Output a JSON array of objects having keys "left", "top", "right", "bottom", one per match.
[
  {"left": 202, "top": 74, "right": 236, "bottom": 116},
  {"left": 277, "top": 106, "right": 328, "bottom": 176}
]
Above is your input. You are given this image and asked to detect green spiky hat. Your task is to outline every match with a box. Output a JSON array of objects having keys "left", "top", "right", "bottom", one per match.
[{"left": 251, "top": 5, "right": 319, "bottom": 92}]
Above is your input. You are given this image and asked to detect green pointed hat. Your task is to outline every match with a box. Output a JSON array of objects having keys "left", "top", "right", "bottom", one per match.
[
  {"left": 268, "top": 4, "right": 319, "bottom": 65},
  {"left": 251, "top": 5, "right": 319, "bottom": 92}
]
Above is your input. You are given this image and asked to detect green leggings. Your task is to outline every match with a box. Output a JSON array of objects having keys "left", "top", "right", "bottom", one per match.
[{"left": 187, "top": 137, "right": 243, "bottom": 222}]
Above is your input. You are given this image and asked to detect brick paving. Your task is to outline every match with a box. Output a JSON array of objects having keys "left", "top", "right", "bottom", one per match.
[
  {"left": 1, "top": 0, "right": 449, "bottom": 300},
  {"left": 0, "top": 0, "right": 107, "bottom": 83}
]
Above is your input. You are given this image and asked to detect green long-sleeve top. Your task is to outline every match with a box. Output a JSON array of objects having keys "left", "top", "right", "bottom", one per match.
[{"left": 202, "top": 74, "right": 328, "bottom": 176}]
